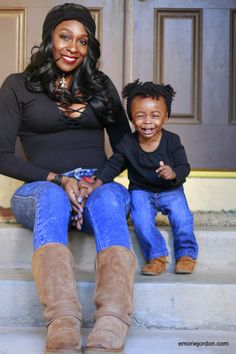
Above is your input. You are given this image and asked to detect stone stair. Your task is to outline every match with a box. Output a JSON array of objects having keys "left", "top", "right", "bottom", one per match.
[
  {"left": 0, "top": 224, "right": 236, "bottom": 353},
  {"left": 0, "top": 327, "right": 236, "bottom": 354}
]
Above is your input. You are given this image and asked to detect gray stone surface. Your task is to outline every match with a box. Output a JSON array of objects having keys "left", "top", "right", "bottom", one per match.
[
  {"left": 155, "top": 210, "right": 236, "bottom": 227},
  {"left": 0, "top": 225, "right": 236, "bottom": 332},
  {"left": 1, "top": 224, "right": 236, "bottom": 273},
  {"left": 0, "top": 327, "right": 235, "bottom": 354},
  {"left": 0, "top": 270, "right": 235, "bottom": 330}
]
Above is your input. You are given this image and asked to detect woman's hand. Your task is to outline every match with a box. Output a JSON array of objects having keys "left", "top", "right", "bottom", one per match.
[
  {"left": 47, "top": 173, "right": 103, "bottom": 230},
  {"left": 61, "top": 176, "right": 81, "bottom": 210},
  {"left": 156, "top": 161, "right": 176, "bottom": 180},
  {"left": 70, "top": 178, "right": 103, "bottom": 230},
  {"left": 61, "top": 176, "right": 85, "bottom": 230},
  {"left": 73, "top": 184, "right": 91, "bottom": 229}
]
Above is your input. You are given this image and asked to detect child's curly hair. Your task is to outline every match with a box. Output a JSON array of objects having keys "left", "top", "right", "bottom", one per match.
[{"left": 122, "top": 79, "right": 176, "bottom": 121}]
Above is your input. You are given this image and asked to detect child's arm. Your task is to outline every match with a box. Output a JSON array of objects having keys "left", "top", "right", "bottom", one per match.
[
  {"left": 94, "top": 150, "right": 126, "bottom": 184},
  {"left": 79, "top": 149, "right": 127, "bottom": 195},
  {"left": 156, "top": 134, "right": 190, "bottom": 182}
]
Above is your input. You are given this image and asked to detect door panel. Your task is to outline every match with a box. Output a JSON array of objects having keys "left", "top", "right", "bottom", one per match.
[
  {"left": 154, "top": 9, "right": 201, "bottom": 124},
  {"left": 0, "top": 9, "right": 25, "bottom": 84},
  {"left": 132, "top": 0, "right": 236, "bottom": 169}
]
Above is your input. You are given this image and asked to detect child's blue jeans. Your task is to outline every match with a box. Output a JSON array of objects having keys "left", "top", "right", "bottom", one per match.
[
  {"left": 130, "top": 187, "right": 198, "bottom": 261},
  {"left": 11, "top": 181, "right": 131, "bottom": 252}
]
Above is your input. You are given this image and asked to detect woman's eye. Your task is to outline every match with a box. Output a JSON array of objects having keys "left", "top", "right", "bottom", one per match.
[
  {"left": 80, "top": 39, "right": 88, "bottom": 46},
  {"left": 60, "top": 34, "right": 70, "bottom": 41}
]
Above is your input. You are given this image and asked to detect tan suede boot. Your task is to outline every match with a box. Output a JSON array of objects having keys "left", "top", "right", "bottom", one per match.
[
  {"left": 84, "top": 246, "right": 137, "bottom": 354},
  {"left": 32, "top": 243, "right": 83, "bottom": 354}
]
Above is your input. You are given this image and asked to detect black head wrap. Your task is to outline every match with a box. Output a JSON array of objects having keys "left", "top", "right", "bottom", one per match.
[{"left": 42, "top": 3, "right": 96, "bottom": 41}]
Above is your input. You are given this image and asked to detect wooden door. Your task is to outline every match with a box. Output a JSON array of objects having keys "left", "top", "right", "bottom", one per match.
[{"left": 130, "top": 0, "right": 236, "bottom": 170}]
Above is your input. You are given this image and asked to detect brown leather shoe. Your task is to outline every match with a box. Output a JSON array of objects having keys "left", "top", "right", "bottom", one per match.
[
  {"left": 141, "top": 257, "right": 167, "bottom": 276},
  {"left": 175, "top": 256, "right": 196, "bottom": 274}
]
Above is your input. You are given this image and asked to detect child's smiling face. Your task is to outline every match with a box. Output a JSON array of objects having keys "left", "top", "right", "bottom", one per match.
[{"left": 131, "top": 96, "right": 168, "bottom": 140}]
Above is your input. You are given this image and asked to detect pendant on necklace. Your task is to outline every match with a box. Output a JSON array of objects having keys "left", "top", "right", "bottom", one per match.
[{"left": 60, "top": 75, "right": 66, "bottom": 88}]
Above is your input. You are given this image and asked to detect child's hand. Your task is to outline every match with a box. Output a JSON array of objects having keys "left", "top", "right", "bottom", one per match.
[
  {"left": 156, "top": 160, "right": 176, "bottom": 180},
  {"left": 79, "top": 178, "right": 103, "bottom": 194},
  {"left": 79, "top": 180, "right": 96, "bottom": 195}
]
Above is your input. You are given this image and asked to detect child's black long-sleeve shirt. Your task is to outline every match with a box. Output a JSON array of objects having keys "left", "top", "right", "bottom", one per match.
[{"left": 95, "top": 129, "right": 190, "bottom": 192}]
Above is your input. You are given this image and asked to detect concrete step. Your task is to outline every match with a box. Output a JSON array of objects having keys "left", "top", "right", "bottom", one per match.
[
  {"left": 0, "top": 327, "right": 235, "bottom": 354},
  {"left": 2, "top": 206, "right": 236, "bottom": 226},
  {"left": 0, "top": 225, "right": 236, "bottom": 331},
  {"left": 0, "top": 269, "right": 235, "bottom": 330},
  {"left": 1, "top": 224, "right": 236, "bottom": 273}
]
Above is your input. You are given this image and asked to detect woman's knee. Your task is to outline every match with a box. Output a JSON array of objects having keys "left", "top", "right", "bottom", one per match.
[
  {"left": 86, "top": 182, "right": 131, "bottom": 211},
  {"left": 12, "top": 181, "right": 71, "bottom": 225},
  {"left": 35, "top": 182, "right": 70, "bottom": 208}
]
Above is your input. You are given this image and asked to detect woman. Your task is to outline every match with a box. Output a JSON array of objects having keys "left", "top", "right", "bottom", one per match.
[{"left": 0, "top": 3, "right": 136, "bottom": 354}]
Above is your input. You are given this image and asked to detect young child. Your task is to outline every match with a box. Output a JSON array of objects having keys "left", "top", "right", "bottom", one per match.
[{"left": 80, "top": 80, "right": 198, "bottom": 275}]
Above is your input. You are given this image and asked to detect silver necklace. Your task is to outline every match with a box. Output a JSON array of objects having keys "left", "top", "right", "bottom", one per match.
[{"left": 59, "top": 74, "right": 66, "bottom": 88}]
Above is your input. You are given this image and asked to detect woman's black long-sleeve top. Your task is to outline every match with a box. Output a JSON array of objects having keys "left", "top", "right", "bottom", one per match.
[{"left": 0, "top": 72, "right": 131, "bottom": 182}]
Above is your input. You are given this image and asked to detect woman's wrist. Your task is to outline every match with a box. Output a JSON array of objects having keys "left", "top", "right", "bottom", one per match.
[{"left": 47, "top": 172, "right": 70, "bottom": 188}]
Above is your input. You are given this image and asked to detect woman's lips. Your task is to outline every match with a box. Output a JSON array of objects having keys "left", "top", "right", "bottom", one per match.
[{"left": 61, "top": 55, "right": 78, "bottom": 64}]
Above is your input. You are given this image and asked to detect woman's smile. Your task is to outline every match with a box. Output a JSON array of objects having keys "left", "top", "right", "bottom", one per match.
[
  {"left": 53, "top": 20, "right": 88, "bottom": 72},
  {"left": 60, "top": 54, "right": 79, "bottom": 65}
]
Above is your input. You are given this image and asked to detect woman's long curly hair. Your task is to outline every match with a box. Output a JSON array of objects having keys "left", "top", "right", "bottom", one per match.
[{"left": 24, "top": 4, "right": 119, "bottom": 126}]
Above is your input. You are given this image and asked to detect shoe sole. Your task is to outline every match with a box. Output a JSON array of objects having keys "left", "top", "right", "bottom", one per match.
[
  {"left": 141, "top": 271, "right": 163, "bottom": 276},
  {"left": 45, "top": 350, "right": 83, "bottom": 354},
  {"left": 175, "top": 269, "right": 193, "bottom": 274},
  {"left": 84, "top": 350, "right": 124, "bottom": 354}
]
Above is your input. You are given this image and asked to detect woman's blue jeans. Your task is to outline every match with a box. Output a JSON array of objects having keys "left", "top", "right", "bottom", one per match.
[
  {"left": 130, "top": 187, "right": 198, "bottom": 262},
  {"left": 11, "top": 181, "right": 131, "bottom": 252}
]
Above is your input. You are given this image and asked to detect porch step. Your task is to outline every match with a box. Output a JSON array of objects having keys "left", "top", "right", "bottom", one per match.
[
  {"left": 0, "top": 327, "right": 235, "bottom": 354},
  {"left": 0, "top": 225, "right": 235, "bottom": 331},
  {"left": 0, "top": 269, "right": 235, "bottom": 330},
  {"left": 1, "top": 224, "right": 236, "bottom": 273}
]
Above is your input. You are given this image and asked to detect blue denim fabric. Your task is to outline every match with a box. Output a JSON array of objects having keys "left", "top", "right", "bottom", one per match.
[
  {"left": 11, "top": 179, "right": 131, "bottom": 252},
  {"left": 83, "top": 182, "right": 131, "bottom": 251},
  {"left": 130, "top": 187, "right": 198, "bottom": 261}
]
